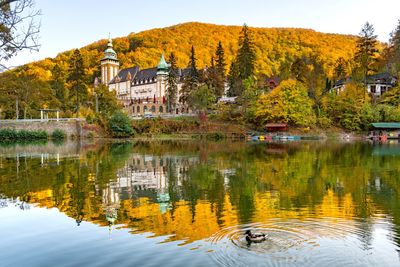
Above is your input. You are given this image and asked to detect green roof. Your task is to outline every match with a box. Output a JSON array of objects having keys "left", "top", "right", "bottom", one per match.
[
  {"left": 157, "top": 54, "right": 169, "bottom": 75},
  {"left": 102, "top": 36, "right": 118, "bottom": 61},
  {"left": 371, "top": 123, "right": 400, "bottom": 129}
]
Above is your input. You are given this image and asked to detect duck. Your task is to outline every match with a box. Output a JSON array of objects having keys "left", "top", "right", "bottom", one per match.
[{"left": 245, "top": 230, "right": 267, "bottom": 243}]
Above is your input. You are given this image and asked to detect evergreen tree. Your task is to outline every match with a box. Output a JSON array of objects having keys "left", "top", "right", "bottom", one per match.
[
  {"left": 180, "top": 46, "right": 199, "bottom": 107},
  {"left": 227, "top": 61, "right": 241, "bottom": 96},
  {"left": 214, "top": 41, "right": 226, "bottom": 98},
  {"left": 334, "top": 57, "right": 347, "bottom": 81},
  {"left": 67, "top": 49, "right": 87, "bottom": 114},
  {"left": 166, "top": 52, "right": 178, "bottom": 113},
  {"left": 388, "top": 19, "right": 400, "bottom": 73},
  {"left": 354, "top": 22, "right": 378, "bottom": 83},
  {"left": 237, "top": 24, "right": 256, "bottom": 80},
  {"left": 51, "top": 64, "right": 67, "bottom": 111}
]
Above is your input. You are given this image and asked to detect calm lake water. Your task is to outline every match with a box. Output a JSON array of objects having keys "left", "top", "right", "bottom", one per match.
[{"left": 1, "top": 140, "right": 400, "bottom": 267}]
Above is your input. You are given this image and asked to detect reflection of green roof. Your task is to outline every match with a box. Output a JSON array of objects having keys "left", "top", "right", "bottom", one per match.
[
  {"left": 372, "top": 145, "right": 400, "bottom": 156},
  {"left": 371, "top": 123, "right": 400, "bottom": 129}
]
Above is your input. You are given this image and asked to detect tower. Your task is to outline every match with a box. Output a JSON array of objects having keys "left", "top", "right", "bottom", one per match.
[
  {"left": 101, "top": 35, "right": 119, "bottom": 85},
  {"left": 156, "top": 54, "right": 169, "bottom": 100}
]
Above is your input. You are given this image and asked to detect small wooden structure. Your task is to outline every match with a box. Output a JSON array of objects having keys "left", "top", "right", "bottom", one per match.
[
  {"left": 266, "top": 123, "right": 288, "bottom": 132},
  {"left": 369, "top": 122, "right": 400, "bottom": 140}
]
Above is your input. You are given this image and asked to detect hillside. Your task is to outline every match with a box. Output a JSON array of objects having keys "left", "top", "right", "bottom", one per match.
[{"left": 25, "top": 22, "right": 358, "bottom": 82}]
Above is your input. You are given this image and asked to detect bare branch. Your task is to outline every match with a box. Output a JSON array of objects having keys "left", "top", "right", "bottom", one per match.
[{"left": 0, "top": 0, "right": 41, "bottom": 66}]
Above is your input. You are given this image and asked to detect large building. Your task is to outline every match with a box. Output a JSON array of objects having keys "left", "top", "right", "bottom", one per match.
[{"left": 99, "top": 36, "right": 190, "bottom": 116}]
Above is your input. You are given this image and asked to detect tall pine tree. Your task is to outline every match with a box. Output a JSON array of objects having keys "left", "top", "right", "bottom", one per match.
[
  {"left": 180, "top": 46, "right": 199, "bottom": 108},
  {"left": 237, "top": 24, "right": 256, "bottom": 80},
  {"left": 354, "top": 22, "right": 378, "bottom": 83},
  {"left": 227, "top": 24, "right": 256, "bottom": 96},
  {"left": 214, "top": 41, "right": 226, "bottom": 98},
  {"left": 67, "top": 49, "right": 87, "bottom": 114},
  {"left": 388, "top": 19, "right": 400, "bottom": 73},
  {"left": 166, "top": 52, "right": 178, "bottom": 113}
]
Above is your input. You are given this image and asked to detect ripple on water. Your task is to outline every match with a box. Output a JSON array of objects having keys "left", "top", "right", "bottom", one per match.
[{"left": 207, "top": 218, "right": 397, "bottom": 267}]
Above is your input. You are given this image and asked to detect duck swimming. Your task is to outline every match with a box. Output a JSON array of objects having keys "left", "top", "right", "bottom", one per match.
[{"left": 245, "top": 230, "right": 267, "bottom": 243}]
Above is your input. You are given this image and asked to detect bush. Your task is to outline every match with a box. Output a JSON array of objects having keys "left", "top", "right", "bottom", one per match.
[
  {"left": 52, "top": 129, "right": 66, "bottom": 140},
  {"left": 108, "top": 111, "right": 134, "bottom": 137},
  {"left": 0, "top": 129, "right": 48, "bottom": 140}
]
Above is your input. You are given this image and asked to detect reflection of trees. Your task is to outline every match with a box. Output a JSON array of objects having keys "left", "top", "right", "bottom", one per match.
[{"left": 2, "top": 141, "right": 400, "bottom": 245}]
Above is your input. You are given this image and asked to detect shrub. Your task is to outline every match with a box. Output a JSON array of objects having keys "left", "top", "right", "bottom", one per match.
[
  {"left": 108, "top": 111, "right": 134, "bottom": 137},
  {"left": 0, "top": 129, "right": 48, "bottom": 140},
  {"left": 52, "top": 129, "right": 66, "bottom": 140}
]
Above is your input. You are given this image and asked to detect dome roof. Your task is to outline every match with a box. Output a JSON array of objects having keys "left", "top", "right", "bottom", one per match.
[
  {"left": 102, "top": 36, "right": 118, "bottom": 61},
  {"left": 157, "top": 54, "right": 169, "bottom": 75}
]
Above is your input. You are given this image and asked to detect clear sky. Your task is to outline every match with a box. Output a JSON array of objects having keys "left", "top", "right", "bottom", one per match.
[{"left": 5, "top": 0, "right": 400, "bottom": 68}]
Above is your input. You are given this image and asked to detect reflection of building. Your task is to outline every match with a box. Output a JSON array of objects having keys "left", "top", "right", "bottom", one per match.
[{"left": 99, "top": 154, "right": 198, "bottom": 212}]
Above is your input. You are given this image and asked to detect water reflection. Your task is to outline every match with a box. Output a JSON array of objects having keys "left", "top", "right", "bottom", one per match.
[{"left": 1, "top": 140, "right": 400, "bottom": 266}]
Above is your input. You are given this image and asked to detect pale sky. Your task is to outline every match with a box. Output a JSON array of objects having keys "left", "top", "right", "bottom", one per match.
[{"left": 5, "top": 0, "right": 400, "bottom": 68}]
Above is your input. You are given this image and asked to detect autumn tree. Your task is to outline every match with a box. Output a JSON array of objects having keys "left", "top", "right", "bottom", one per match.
[
  {"left": 166, "top": 52, "right": 178, "bottom": 113},
  {"left": 0, "top": 0, "right": 41, "bottom": 69},
  {"left": 180, "top": 46, "right": 199, "bottom": 108},
  {"left": 387, "top": 20, "right": 400, "bottom": 74},
  {"left": 255, "top": 79, "right": 316, "bottom": 127},
  {"left": 354, "top": 22, "right": 378, "bottom": 84},
  {"left": 67, "top": 49, "right": 87, "bottom": 114}
]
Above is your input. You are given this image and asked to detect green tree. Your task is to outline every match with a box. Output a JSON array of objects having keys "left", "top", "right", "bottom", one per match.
[
  {"left": 108, "top": 111, "right": 134, "bottom": 137},
  {"left": 214, "top": 41, "right": 226, "bottom": 97},
  {"left": 334, "top": 57, "right": 348, "bottom": 81},
  {"left": 227, "top": 61, "right": 241, "bottom": 96},
  {"left": 94, "top": 84, "right": 120, "bottom": 115},
  {"left": 166, "top": 52, "right": 178, "bottom": 113},
  {"left": 354, "top": 22, "right": 378, "bottom": 84},
  {"left": 51, "top": 64, "right": 67, "bottom": 111},
  {"left": 188, "top": 84, "right": 216, "bottom": 113},
  {"left": 180, "top": 46, "right": 199, "bottom": 108},
  {"left": 255, "top": 79, "right": 316, "bottom": 127},
  {"left": 67, "top": 49, "right": 87, "bottom": 115},
  {"left": 237, "top": 24, "right": 256, "bottom": 80}
]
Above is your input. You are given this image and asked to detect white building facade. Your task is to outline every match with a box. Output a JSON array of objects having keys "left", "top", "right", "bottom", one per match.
[{"left": 99, "top": 37, "right": 188, "bottom": 116}]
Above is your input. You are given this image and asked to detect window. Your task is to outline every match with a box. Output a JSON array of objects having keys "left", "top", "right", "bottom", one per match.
[
  {"left": 144, "top": 106, "right": 148, "bottom": 112},
  {"left": 137, "top": 106, "right": 140, "bottom": 113},
  {"left": 159, "top": 106, "right": 163, "bottom": 113},
  {"left": 370, "top": 85, "right": 376, "bottom": 93},
  {"left": 151, "top": 106, "right": 156, "bottom": 112}
]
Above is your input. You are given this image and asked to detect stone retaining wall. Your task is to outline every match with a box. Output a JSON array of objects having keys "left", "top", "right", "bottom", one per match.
[{"left": 0, "top": 120, "right": 83, "bottom": 138}]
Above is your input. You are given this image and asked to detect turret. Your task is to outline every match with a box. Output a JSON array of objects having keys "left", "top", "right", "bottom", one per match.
[
  {"left": 101, "top": 34, "right": 119, "bottom": 85},
  {"left": 156, "top": 54, "right": 169, "bottom": 101}
]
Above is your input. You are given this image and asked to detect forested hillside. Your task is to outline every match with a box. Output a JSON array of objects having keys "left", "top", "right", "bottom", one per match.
[{"left": 27, "top": 22, "right": 358, "bottom": 81}]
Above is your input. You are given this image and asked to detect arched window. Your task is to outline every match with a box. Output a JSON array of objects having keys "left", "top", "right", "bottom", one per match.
[
  {"left": 159, "top": 106, "right": 163, "bottom": 113},
  {"left": 132, "top": 106, "right": 135, "bottom": 113},
  {"left": 137, "top": 106, "right": 140, "bottom": 113},
  {"left": 144, "top": 106, "right": 148, "bottom": 112},
  {"left": 151, "top": 106, "right": 156, "bottom": 112}
]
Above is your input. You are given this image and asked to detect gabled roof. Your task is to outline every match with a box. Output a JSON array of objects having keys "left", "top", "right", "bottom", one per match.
[
  {"left": 134, "top": 67, "right": 158, "bottom": 82},
  {"left": 109, "top": 66, "right": 139, "bottom": 84},
  {"left": 333, "top": 73, "right": 397, "bottom": 88}
]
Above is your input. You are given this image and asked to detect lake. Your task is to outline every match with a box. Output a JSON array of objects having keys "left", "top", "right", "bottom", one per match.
[{"left": 1, "top": 140, "right": 400, "bottom": 267}]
